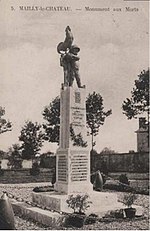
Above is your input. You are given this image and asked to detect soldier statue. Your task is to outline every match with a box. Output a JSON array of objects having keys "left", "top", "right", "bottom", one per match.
[{"left": 57, "top": 26, "right": 84, "bottom": 88}]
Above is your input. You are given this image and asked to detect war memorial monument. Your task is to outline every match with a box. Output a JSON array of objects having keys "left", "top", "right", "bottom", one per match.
[
  {"left": 55, "top": 26, "right": 92, "bottom": 194},
  {"left": 9, "top": 27, "right": 142, "bottom": 227},
  {"left": 31, "top": 27, "right": 121, "bottom": 214}
]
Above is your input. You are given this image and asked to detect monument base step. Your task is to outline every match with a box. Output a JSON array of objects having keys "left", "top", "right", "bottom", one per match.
[
  {"left": 11, "top": 196, "right": 144, "bottom": 227},
  {"left": 11, "top": 200, "right": 63, "bottom": 228},
  {"left": 32, "top": 191, "right": 124, "bottom": 215}
]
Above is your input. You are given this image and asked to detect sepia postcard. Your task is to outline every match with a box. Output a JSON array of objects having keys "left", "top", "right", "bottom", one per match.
[{"left": 0, "top": 0, "right": 149, "bottom": 230}]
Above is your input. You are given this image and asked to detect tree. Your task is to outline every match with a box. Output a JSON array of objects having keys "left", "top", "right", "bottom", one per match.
[
  {"left": 42, "top": 92, "right": 112, "bottom": 149},
  {"left": 122, "top": 69, "right": 149, "bottom": 121},
  {"left": 7, "top": 144, "right": 22, "bottom": 169},
  {"left": 86, "top": 92, "right": 112, "bottom": 149},
  {"left": 19, "top": 121, "right": 44, "bottom": 159},
  {"left": 42, "top": 96, "right": 60, "bottom": 143},
  {"left": 0, "top": 106, "right": 12, "bottom": 134}
]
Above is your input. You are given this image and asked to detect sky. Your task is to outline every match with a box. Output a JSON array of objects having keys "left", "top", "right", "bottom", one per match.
[{"left": 0, "top": 0, "right": 149, "bottom": 153}]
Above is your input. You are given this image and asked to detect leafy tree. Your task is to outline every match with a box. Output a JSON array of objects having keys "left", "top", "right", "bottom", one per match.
[
  {"left": 42, "top": 97, "right": 60, "bottom": 143},
  {"left": 86, "top": 92, "right": 112, "bottom": 149},
  {"left": 19, "top": 121, "right": 44, "bottom": 159},
  {"left": 122, "top": 69, "right": 149, "bottom": 121},
  {"left": 7, "top": 144, "right": 22, "bottom": 169},
  {"left": 42, "top": 92, "right": 112, "bottom": 149},
  {"left": 0, "top": 106, "right": 12, "bottom": 134}
]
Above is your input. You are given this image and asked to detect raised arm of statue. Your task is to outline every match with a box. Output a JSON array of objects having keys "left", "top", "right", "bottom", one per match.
[
  {"left": 64, "top": 26, "right": 74, "bottom": 49},
  {"left": 57, "top": 26, "right": 74, "bottom": 54}
]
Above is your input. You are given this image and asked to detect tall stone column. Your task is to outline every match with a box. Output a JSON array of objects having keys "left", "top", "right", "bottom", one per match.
[{"left": 55, "top": 86, "right": 92, "bottom": 194}]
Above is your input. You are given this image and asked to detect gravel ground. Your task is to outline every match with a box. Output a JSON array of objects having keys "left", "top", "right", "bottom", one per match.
[{"left": 0, "top": 183, "right": 149, "bottom": 230}]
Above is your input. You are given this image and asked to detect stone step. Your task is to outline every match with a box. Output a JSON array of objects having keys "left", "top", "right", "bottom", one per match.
[
  {"left": 11, "top": 200, "right": 63, "bottom": 227},
  {"left": 32, "top": 191, "right": 124, "bottom": 215},
  {"left": 11, "top": 196, "right": 144, "bottom": 227}
]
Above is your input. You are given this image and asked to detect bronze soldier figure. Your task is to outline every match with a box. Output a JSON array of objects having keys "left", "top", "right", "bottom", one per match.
[{"left": 57, "top": 26, "right": 84, "bottom": 88}]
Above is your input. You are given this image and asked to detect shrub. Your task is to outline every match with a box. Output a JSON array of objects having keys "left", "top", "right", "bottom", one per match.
[
  {"left": 119, "top": 174, "right": 129, "bottom": 185},
  {"left": 65, "top": 194, "right": 92, "bottom": 228},
  {"left": 118, "top": 174, "right": 130, "bottom": 191},
  {"left": 66, "top": 194, "right": 92, "bottom": 214},
  {"left": 120, "top": 193, "right": 138, "bottom": 208}
]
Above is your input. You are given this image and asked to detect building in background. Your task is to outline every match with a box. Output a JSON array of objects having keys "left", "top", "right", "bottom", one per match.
[{"left": 135, "top": 117, "right": 149, "bottom": 153}]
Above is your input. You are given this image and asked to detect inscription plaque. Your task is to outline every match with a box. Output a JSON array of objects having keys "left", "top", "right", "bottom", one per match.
[
  {"left": 75, "top": 91, "right": 81, "bottom": 104},
  {"left": 71, "top": 106, "right": 85, "bottom": 128},
  {"left": 71, "top": 153, "right": 88, "bottom": 181},
  {"left": 58, "top": 155, "right": 67, "bottom": 182}
]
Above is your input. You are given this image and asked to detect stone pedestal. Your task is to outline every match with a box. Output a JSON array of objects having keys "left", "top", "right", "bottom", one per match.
[{"left": 55, "top": 86, "right": 92, "bottom": 194}]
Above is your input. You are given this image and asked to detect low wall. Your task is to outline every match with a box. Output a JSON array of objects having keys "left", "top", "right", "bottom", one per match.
[
  {"left": 0, "top": 159, "right": 32, "bottom": 169},
  {"left": 0, "top": 168, "right": 52, "bottom": 184},
  {"left": 91, "top": 152, "right": 149, "bottom": 173},
  {"left": 0, "top": 159, "right": 8, "bottom": 169}
]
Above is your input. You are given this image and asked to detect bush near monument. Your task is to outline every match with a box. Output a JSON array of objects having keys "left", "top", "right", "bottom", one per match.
[
  {"left": 66, "top": 194, "right": 92, "bottom": 214},
  {"left": 120, "top": 193, "right": 138, "bottom": 218},
  {"left": 119, "top": 174, "right": 130, "bottom": 190},
  {"left": 65, "top": 194, "right": 92, "bottom": 228}
]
